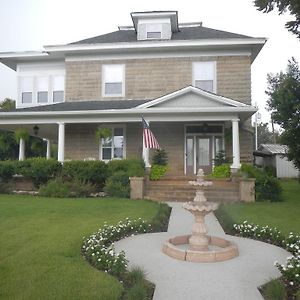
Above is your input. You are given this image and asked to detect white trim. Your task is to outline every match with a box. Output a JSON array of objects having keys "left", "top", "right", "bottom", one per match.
[
  {"left": 65, "top": 50, "right": 252, "bottom": 62},
  {"left": 137, "top": 86, "right": 249, "bottom": 109},
  {"left": 44, "top": 38, "right": 266, "bottom": 53},
  {"left": 0, "top": 106, "right": 257, "bottom": 120}
]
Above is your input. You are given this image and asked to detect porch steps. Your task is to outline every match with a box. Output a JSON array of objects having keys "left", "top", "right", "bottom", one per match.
[{"left": 144, "top": 177, "right": 240, "bottom": 202}]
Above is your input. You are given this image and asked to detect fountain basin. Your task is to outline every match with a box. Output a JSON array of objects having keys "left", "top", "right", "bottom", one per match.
[{"left": 163, "top": 235, "right": 239, "bottom": 263}]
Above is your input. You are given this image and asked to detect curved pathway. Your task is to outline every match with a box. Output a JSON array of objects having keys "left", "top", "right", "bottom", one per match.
[{"left": 115, "top": 202, "right": 290, "bottom": 300}]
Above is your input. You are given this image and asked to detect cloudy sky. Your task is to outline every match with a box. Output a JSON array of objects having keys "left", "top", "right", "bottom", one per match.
[{"left": 0, "top": 0, "right": 299, "bottom": 123}]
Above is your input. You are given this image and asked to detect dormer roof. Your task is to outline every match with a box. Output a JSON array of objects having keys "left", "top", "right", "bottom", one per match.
[{"left": 130, "top": 11, "right": 179, "bottom": 33}]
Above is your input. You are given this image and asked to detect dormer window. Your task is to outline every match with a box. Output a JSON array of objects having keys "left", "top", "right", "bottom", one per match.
[{"left": 146, "top": 24, "right": 162, "bottom": 39}]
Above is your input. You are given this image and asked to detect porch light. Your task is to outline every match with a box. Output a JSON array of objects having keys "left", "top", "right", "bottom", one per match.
[
  {"left": 202, "top": 123, "right": 209, "bottom": 133},
  {"left": 33, "top": 125, "right": 39, "bottom": 135}
]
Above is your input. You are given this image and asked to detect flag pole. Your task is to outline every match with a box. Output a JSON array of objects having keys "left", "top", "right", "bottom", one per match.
[{"left": 142, "top": 118, "right": 151, "bottom": 168}]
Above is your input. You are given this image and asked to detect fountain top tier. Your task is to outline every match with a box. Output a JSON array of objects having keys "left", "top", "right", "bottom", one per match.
[{"left": 188, "top": 169, "right": 213, "bottom": 187}]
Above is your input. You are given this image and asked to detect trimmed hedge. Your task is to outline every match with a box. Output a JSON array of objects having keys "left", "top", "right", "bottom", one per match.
[
  {"left": 62, "top": 160, "right": 108, "bottom": 189},
  {"left": 0, "top": 160, "right": 15, "bottom": 182}
]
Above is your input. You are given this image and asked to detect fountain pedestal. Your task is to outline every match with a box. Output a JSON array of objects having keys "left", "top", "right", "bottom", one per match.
[{"left": 162, "top": 169, "right": 239, "bottom": 263}]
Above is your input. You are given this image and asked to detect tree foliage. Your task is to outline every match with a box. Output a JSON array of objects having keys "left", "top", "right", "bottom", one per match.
[
  {"left": 266, "top": 58, "right": 300, "bottom": 169},
  {"left": 0, "top": 98, "right": 16, "bottom": 110},
  {"left": 254, "top": 0, "right": 300, "bottom": 39},
  {"left": 256, "top": 122, "right": 281, "bottom": 145}
]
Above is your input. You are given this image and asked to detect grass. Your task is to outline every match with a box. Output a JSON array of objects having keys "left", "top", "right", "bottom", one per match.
[
  {"left": 216, "top": 180, "right": 300, "bottom": 235},
  {"left": 0, "top": 195, "right": 162, "bottom": 300}
]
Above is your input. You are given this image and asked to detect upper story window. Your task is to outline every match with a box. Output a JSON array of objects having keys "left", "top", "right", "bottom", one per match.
[
  {"left": 102, "top": 64, "right": 125, "bottom": 97},
  {"left": 146, "top": 24, "right": 162, "bottom": 39},
  {"left": 192, "top": 61, "right": 216, "bottom": 93},
  {"left": 20, "top": 77, "right": 34, "bottom": 104},
  {"left": 37, "top": 77, "right": 48, "bottom": 103},
  {"left": 52, "top": 75, "right": 64, "bottom": 103},
  {"left": 17, "top": 63, "right": 65, "bottom": 108}
]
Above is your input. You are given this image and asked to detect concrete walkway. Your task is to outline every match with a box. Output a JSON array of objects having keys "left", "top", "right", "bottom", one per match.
[{"left": 115, "top": 203, "right": 290, "bottom": 300}]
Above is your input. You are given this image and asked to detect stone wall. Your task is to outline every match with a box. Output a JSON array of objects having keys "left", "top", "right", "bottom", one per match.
[{"left": 65, "top": 56, "right": 251, "bottom": 105}]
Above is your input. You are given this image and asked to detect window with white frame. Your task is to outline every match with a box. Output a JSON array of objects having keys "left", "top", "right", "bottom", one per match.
[
  {"left": 146, "top": 23, "right": 162, "bottom": 39},
  {"left": 52, "top": 75, "right": 64, "bottom": 103},
  {"left": 100, "top": 127, "right": 125, "bottom": 160},
  {"left": 193, "top": 62, "right": 216, "bottom": 93},
  {"left": 102, "top": 65, "right": 124, "bottom": 97},
  {"left": 37, "top": 77, "right": 48, "bottom": 103},
  {"left": 20, "top": 77, "right": 34, "bottom": 104}
]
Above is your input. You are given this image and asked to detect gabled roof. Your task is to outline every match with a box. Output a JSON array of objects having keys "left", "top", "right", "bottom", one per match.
[
  {"left": 137, "top": 86, "right": 248, "bottom": 109},
  {"left": 70, "top": 25, "right": 251, "bottom": 45}
]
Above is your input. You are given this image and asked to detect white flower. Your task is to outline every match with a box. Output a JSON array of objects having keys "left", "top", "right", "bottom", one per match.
[{"left": 289, "top": 281, "right": 294, "bottom": 286}]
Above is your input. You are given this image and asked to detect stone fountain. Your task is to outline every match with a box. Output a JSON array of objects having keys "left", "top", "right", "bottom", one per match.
[{"left": 163, "top": 169, "right": 239, "bottom": 263}]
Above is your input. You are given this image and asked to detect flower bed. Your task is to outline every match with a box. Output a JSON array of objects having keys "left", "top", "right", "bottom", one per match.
[
  {"left": 234, "top": 221, "right": 300, "bottom": 298},
  {"left": 82, "top": 218, "right": 151, "bottom": 278}
]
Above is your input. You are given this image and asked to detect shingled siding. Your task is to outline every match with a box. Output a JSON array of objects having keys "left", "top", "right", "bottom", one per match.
[
  {"left": 64, "top": 122, "right": 251, "bottom": 173},
  {"left": 65, "top": 123, "right": 99, "bottom": 160},
  {"left": 65, "top": 56, "right": 251, "bottom": 104}
]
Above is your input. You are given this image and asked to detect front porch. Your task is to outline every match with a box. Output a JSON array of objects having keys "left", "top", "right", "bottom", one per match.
[{"left": 0, "top": 86, "right": 257, "bottom": 176}]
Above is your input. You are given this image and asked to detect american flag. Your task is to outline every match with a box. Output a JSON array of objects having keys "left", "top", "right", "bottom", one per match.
[{"left": 142, "top": 117, "right": 160, "bottom": 149}]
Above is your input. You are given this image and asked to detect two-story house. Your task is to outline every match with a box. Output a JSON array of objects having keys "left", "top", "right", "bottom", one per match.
[{"left": 0, "top": 11, "right": 266, "bottom": 175}]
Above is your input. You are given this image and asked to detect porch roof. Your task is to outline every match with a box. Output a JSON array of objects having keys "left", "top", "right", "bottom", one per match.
[{"left": 0, "top": 86, "right": 257, "bottom": 124}]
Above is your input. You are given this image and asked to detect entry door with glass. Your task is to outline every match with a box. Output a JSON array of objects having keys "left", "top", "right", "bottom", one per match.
[{"left": 185, "top": 136, "right": 212, "bottom": 175}]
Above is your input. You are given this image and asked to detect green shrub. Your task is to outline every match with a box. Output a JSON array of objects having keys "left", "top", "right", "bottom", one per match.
[
  {"left": 211, "top": 164, "right": 231, "bottom": 178},
  {"left": 152, "top": 149, "right": 168, "bottom": 166},
  {"left": 213, "top": 150, "right": 229, "bottom": 166},
  {"left": 69, "top": 179, "right": 95, "bottom": 197},
  {"left": 39, "top": 178, "right": 95, "bottom": 198},
  {"left": 0, "top": 160, "right": 15, "bottom": 182},
  {"left": 241, "top": 164, "right": 282, "bottom": 202},
  {"left": 150, "top": 203, "right": 171, "bottom": 232},
  {"left": 39, "top": 178, "right": 71, "bottom": 198},
  {"left": 124, "top": 266, "right": 147, "bottom": 288},
  {"left": 104, "top": 171, "right": 130, "bottom": 198},
  {"left": 263, "top": 279, "right": 287, "bottom": 300},
  {"left": 124, "top": 282, "right": 148, "bottom": 300},
  {"left": 150, "top": 164, "right": 167, "bottom": 180},
  {"left": 107, "top": 158, "right": 145, "bottom": 177},
  {"left": 17, "top": 158, "right": 62, "bottom": 188},
  {"left": 62, "top": 160, "right": 109, "bottom": 189}
]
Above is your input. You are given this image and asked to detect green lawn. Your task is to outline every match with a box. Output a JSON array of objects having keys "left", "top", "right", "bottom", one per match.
[
  {"left": 0, "top": 195, "right": 161, "bottom": 300},
  {"left": 217, "top": 180, "right": 300, "bottom": 235}
]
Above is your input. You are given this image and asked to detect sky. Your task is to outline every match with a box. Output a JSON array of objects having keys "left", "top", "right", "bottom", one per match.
[{"left": 0, "top": 0, "right": 299, "bottom": 125}]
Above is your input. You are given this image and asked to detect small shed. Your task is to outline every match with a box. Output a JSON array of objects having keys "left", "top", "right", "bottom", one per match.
[{"left": 253, "top": 144, "right": 299, "bottom": 178}]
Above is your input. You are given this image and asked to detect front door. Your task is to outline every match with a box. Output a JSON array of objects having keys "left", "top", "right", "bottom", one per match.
[
  {"left": 196, "top": 137, "right": 212, "bottom": 174},
  {"left": 185, "top": 136, "right": 212, "bottom": 175}
]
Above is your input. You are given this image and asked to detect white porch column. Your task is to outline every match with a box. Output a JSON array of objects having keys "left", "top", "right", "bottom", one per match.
[
  {"left": 18, "top": 138, "right": 25, "bottom": 161},
  {"left": 231, "top": 119, "right": 241, "bottom": 171},
  {"left": 57, "top": 122, "right": 65, "bottom": 163},
  {"left": 46, "top": 139, "right": 51, "bottom": 159}
]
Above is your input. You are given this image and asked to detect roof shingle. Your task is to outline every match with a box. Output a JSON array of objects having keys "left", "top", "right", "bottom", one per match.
[{"left": 70, "top": 26, "right": 251, "bottom": 45}]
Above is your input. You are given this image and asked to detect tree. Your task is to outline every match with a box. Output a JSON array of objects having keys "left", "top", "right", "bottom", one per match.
[
  {"left": 254, "top": 0, "right": 300, "bottom": 39},
  {"left": 0, "top": 98, "right": 16, "bottom": 110},
  {"left": 256, "top": 122, "right": 281, "bottom": 145},
  {"left": 266, "top": 58, "right": 300, "bottom": 169}
]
